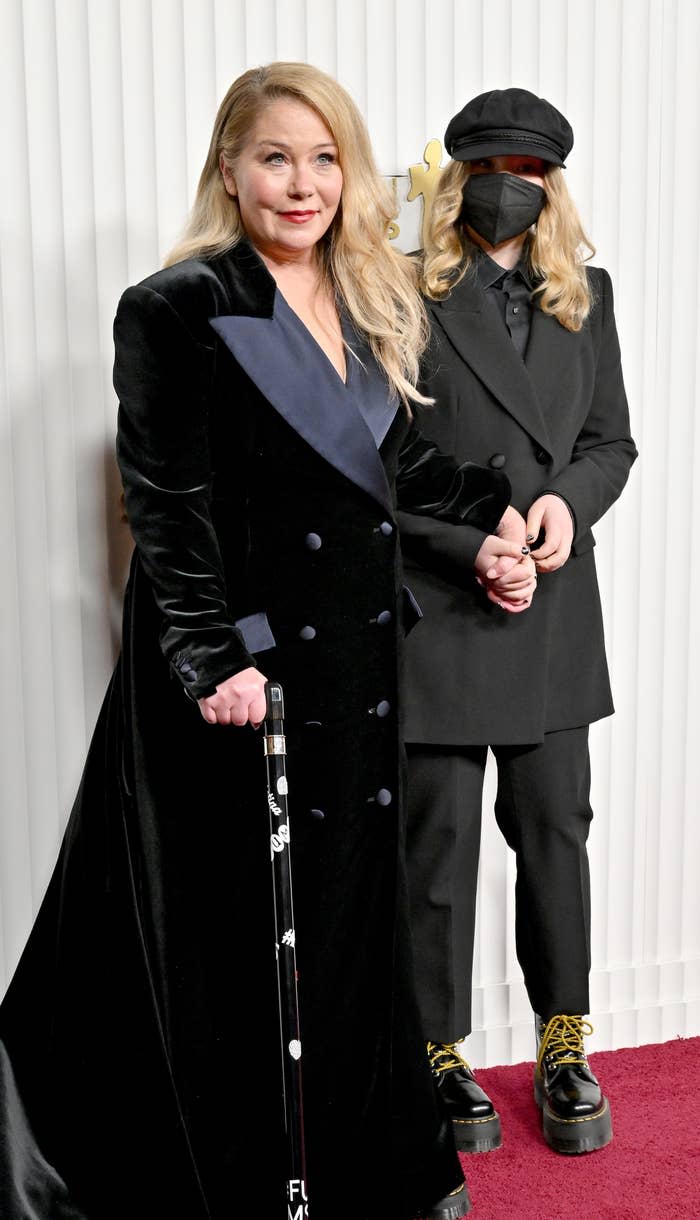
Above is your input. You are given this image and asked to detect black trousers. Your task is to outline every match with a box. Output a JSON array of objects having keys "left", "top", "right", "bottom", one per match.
[{"left": 406, "top": 727, "right": 593, "bottom": 1041}]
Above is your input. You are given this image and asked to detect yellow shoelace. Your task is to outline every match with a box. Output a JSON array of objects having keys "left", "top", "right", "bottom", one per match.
[
  {"left": 537, "top": 1014, "right": 594, "bottom": 1072},
  {"left": 427, "top": 1040, "right": 468, "bottom": 1074}
]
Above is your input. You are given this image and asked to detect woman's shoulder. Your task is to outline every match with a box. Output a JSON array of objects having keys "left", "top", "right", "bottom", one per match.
[
  {"left": 125, "top": 253, "right": 232, "bottom": 317},
  {"left": 584, "top": 263, "right": 614, "bottom": 299},
  {"left": 584, "top": 262, "right": 610, "bottom": 280},
  {"left": 118, "top": 242, "right": 274, "bottom": 327},
  {"left": 580, "top": 265, "right": 618, "bottom": 332}
]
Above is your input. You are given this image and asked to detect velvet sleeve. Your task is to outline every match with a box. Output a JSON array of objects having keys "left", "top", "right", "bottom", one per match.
[
  {"left": 114, "top": 283, "right": 257, "bottom": 699},
  {"left": 395, "top": 424, "right": 511, "bottom": 573}
]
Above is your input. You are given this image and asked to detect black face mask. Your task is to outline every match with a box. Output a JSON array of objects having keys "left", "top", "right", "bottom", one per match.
[{"left": 461, "top": 172, "right": 546, "bottom": 246}]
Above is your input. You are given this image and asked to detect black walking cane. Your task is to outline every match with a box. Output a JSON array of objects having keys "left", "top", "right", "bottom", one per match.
[{"left": 263, "top": 681, "right": 309, "bottom": 1220}]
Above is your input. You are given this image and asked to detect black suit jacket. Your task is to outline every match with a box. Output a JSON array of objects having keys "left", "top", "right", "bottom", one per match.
[{"left": 400, "top": 263, "right": 638, "bottom": 745}]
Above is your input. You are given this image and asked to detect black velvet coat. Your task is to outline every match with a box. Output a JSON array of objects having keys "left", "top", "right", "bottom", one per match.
[
  {"left": 0, "top": 242, "right": 509, "bottom": 1220},
  {"left": 400, "top": 264, "right": 637, "bottom": 745}
]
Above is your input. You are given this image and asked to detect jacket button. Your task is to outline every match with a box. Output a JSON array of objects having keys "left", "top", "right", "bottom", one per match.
[
  {"left": 310, "top": 808, "right": 325, "bottom": 821},
  {"left": 535, "top": 448, "right": 549, "bottom": 465},
  {"left": 375, "top": 788, "right": 392, "bottom": 806},
  {"left": 305, "top": 532, "right": 322, "bottom": 551},
  {"left": 489, "top": 453, "right": 507, "bottom": 469},
  {"left": 375, "top": 700, "right": 391, "bottom": 718},
  {"left": 379, "top": 521, "right": 393, "bottom": 537},
  {"left": 376, "top": 610, "right": 392, "bottom": 626},
  {"left": 299, "top": 625, "right": 316, "bottom": 641}
]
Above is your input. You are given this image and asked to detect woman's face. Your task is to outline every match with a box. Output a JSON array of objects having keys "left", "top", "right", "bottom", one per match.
[
  {"left": 221, "top": 98, "right": 343, "bottom": 264},
  {"left": 468, "top": 153, "right": 547, "bottom": 186}
]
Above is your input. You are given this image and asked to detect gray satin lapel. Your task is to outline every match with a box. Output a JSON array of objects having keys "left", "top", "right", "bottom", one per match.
[
  {"left": 432, "top": 279, "right": 554, "bottom": 455},
  {"left": 209, "top": 304, "right": 395, "bottom": 517},
  {"left": 342, "top": 318, "right": 398, "bottom": 448}
]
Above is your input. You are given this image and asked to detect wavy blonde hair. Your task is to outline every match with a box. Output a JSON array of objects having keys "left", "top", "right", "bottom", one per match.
[
  {"left": 422, "top": 160, "right": 595, "bottom": 331},
  {"left": 165, "top": 62, "right": 428, "bottom": 406}
]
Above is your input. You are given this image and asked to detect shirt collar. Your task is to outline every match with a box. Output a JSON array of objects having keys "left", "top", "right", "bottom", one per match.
[{"left": 470, "top": 240, "right": 534, "bottom": 291}]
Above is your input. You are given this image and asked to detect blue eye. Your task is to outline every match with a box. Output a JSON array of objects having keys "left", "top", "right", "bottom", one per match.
[
  {"left": 316, "top": 152, "right": 336, "bottom": 165},
  {"left": 264, "top": 151, "right": 287, "bottom": 165}
]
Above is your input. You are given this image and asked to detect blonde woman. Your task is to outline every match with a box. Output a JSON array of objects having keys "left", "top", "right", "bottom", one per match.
[
  {"left": 400, "top": 88, "right": 637, "bottom": 1158},
  {"left": 0, "top": 64, "right": 519, "bottom": 1220}
]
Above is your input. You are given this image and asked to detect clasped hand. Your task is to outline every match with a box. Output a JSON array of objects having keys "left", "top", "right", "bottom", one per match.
[
  {"left": 525, "top": 494, "right": 574, "bottom": 573},
  {"left": 475, "top": 495, "right": 574, "bottom": 612},
  {"left": 474, "top": 505, "right": 536, "bottom": 614}
]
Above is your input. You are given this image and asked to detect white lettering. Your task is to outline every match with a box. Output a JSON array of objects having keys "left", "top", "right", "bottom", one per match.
[
  {"left": 287, "top": 1206, "right": 308, "bottom": 1220},
  {"left": 267, "top": 789, "right": 284, "bottom": 819}
]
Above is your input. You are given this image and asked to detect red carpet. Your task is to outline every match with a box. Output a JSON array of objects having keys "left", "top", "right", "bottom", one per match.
[{"left": 461, "top": 1037, "right": 700, "bottom": 1219}]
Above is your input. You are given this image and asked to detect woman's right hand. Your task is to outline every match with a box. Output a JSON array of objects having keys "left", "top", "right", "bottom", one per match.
[
  {"left": 197, "top": 667, "right": 268, "bottom": 727},
  {"left": 474, "top": 534, "right": 528, "bottom": 582},
  {"left": 485, "top": 553, "right": 538, "bottom": 613}
]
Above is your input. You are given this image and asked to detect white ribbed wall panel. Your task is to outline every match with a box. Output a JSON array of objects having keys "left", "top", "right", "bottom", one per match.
[{"left": 1, "top": 0, "right": 698, "bottom": 1067}]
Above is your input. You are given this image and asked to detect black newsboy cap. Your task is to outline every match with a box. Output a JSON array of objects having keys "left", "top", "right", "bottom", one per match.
[{"left": 445, "top": 87, "right": 573, "bottom": 167}]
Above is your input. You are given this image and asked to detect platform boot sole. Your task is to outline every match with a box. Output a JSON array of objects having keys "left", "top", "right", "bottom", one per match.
[
  {"left": 451, "top": 1110, "right": 502, "bottom": 1153},
  {"left": 419, "top": 1182, "right": 472, "bottom": 1218},
  {"left": 534, "top": 1071, "right": 613, "bottom": 1154}
]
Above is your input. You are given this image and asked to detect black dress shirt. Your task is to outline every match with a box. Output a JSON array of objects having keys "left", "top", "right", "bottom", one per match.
[{"left": 475, "top": 247, "right": 534, "bottom": 359}]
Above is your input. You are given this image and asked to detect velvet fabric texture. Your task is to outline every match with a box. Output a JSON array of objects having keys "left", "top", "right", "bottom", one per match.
[{"left": 0, "top": 241, "right": 509, "bottom": 1220}]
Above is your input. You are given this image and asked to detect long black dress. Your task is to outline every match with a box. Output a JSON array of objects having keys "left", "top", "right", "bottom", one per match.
[{"left": 0, "top": 242, "right": 509, "bottom": 1220}]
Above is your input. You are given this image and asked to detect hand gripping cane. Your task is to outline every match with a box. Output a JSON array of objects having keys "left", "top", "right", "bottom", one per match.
[{"left": 263, "top": 682, "right": 309, "bottom": 1219}]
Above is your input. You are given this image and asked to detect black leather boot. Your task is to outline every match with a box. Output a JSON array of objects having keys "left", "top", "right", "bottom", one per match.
[
  {"left": 418, "top": 1182, "right": 471, "bottom": 1218},
  {"left": 534, "top": 1014, "right": 612, "bottom": 1153},
  {"left": 428, "top": 1041, "right": 502, "bottom": 1153}
]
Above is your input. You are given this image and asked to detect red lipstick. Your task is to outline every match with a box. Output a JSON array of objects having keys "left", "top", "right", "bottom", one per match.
[{"left": 278, "top": 210, "right": 317, "bottom": 223}]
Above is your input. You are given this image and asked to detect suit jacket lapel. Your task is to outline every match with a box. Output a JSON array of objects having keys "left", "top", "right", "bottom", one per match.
[
  {"left": 209, "top": 268, "right": 396, "bottom": 516},
  {"left": 524, "top": 301, "right": 581, "bottom": 427},
  {"left": 430, "top": 271, "right": 554, "bottom": 455}
]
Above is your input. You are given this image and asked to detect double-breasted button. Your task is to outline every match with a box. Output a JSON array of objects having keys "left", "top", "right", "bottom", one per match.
[
  {"left": 535, "top": 447, "right": 549, "bottom": 465},
  {"left": 379, "top": 521, "right": 393, "bottom": 537},
  {"left": 375, "top": 700, "right": 391, "bottom": 718},
  {"left": 305, "top": 532, "right": 322, "bottom": 551},
  {"left": 299, "top": 625, "right": 316, "bottom": 641},
  {"left": 375, "top": 788, "right": 392, "bottom": 806},
  {"left": 310, "top": 808, "right": 325, "bottom": 821},
  {"left": 374, "top": 609, "right": 392, "bottom": 626},
  {"left": 489, "top": 453, "right": 507, "bottom": 469}
]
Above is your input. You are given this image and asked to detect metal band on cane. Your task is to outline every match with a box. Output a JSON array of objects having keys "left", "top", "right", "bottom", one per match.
[{"left": 264, "top": 734, "right": 286, "bottom": 756}]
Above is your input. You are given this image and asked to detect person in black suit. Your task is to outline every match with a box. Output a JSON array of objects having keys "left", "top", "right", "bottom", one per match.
[
  {"left": 400, "top": 88, "right": 637, "bottom": 1157},
  {"left": 0, "top": 63, "right": 520, "bottom": 1220}
]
